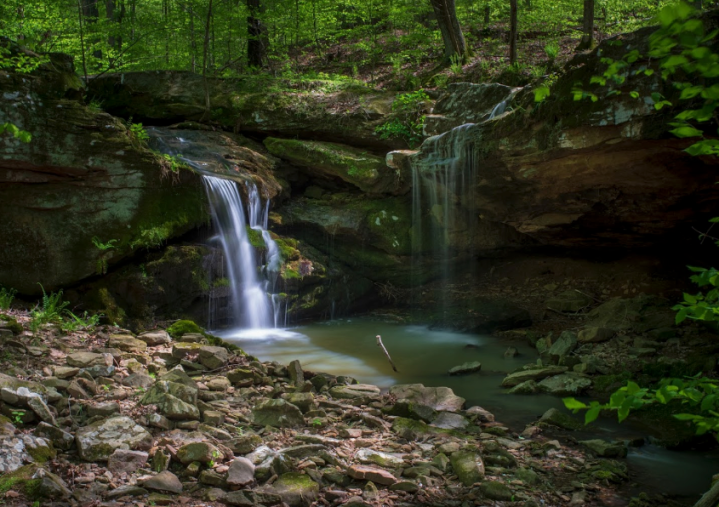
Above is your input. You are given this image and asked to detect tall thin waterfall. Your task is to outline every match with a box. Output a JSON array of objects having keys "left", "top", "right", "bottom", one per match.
[{"left": 411, "top": 124, "right": 479, "bottom": 317}]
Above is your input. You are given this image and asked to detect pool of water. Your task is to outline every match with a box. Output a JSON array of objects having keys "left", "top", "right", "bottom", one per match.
[{"left": 217, "top": 318, "right": 719, "bottom": 500}]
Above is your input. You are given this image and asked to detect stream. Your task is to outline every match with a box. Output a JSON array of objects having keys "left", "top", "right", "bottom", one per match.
[{"left": 218, "top": 318, "right": 719, "bottom": 501}]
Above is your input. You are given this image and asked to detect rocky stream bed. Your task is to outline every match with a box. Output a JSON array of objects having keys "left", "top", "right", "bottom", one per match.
[{"left": 0, "top": 301, "right": 714, "bottom": 507}]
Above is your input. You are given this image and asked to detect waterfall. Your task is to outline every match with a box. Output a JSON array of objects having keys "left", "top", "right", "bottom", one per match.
[
  {"left": 203, "top": 176, "right": 283, "bottom": 329},
  {"left": 146, "top": 128, "right": 284, "bottom": 330},
  {"left": 410, "top": 123, "right": 479, "bottom": 320}
]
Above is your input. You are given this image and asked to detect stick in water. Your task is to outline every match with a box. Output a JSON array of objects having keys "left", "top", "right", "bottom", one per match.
[{"left": 376, "top": 334, "right": 398, "bottom": 372}]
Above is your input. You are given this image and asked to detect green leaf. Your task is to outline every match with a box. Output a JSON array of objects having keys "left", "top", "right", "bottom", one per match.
[
  {"left": 563, "top": 398, "right": 587, "bottom": 410},
  {"left": 626, "top": 381, "right": 641, "bottom": 396},
  {"left": 644, "top": 69, "right": 655, "bottom": 76},
  {"left": 585, "top": 406, "right": 601, "bottom": 425},
  {"left": 670, "top": 126, "right": 703, "bottom": 138},
  {"left": 534, "top": 86, "right": 550, "bottom": 103},
  {"left": 630, "top": 91, "right": 640, "bottom": 99},
  {"left": 673, "top": 413, "right": 697, "bottom": 421}
]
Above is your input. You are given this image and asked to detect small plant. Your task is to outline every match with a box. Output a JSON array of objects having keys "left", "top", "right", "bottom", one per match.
[
  {"left": 0, "top": 122, "right": 31, "bottom": 143},
  {"left": 61, "top": 311, "right": 102, "bottom": 333},
  {"left": 92, "top": 237, "right": 117, "bottom": 275},
  {"left": 88, "top": 99, "right": 104, "bottom": 112},
  {"left": 149, "top": 372, "right": 157, "bottom": 379},
  {"left": 449, "top": 54, "right": 463, "bottom": 75},
  {"left": 30, "top": 284, "right": 70, "bottom": 331},
  {"left": 544, "top": 41, "right": 560, "bottom": 61},
  {"left": 130, "top": 122, "right": 150, "bottom": 142},
  {"left": 311, "top": 417, "right": 323, "bottom": 428},
  {"left": 375, "top": 89, "right": 430, "bottom": 148},
  {"left": 11, "top": 410, "right": 23, "bottom": 424},
  {"left": 0, "top": 286, "right": 16, "bottom": 310}
]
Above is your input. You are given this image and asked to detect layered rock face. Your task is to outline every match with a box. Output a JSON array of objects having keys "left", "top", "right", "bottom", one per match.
[
  {"left": 0, "top": 52, "right": 208, "bottom": 295},
  {"left": 409, "top": 26, "right": 719, "bottom": 256}
]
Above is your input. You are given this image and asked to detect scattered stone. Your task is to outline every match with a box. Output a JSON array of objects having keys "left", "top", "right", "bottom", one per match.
[
  {"left": 53, "top": 366, "right": 79, "bottom": 379},
  {"left": 143, "top": 470, "right": 183, "bottom": 494},
  {"left": 207, "top": 377, "right": 231, "bottom": 391},
  {"left": 137, "top": 330, "right": 172, "bottom": 346},
  {"left": 87, "top": 401, "right": 120, "bottom": 418},
  {"left": 390, "top": 480, "right": 419, "bottom": 493},
  {"left": 35, "top": 422, "right": 74, "bottom": 450},
  {"left": 537, "top": 373, "right": 592, "bottom": 396},
  {"left": 107, "top": 449, "right": 149, "bottom": 474},
  {"left": 480, "top": 480, "right": 513, "bottom": 501},
  {"left": 466, "top": 405, "right": 495, "bottom": 422},
  {"left": 501, "top": 366, "right": 568, "bottom": 387},
  {"left": 389, "top": 384, "right": 465, "bottom": 412},
  {"left": 75, "top": 416, "right": 152, "bottom": 461},
  {"left": 329, "top": 384, "right": 381, "bottom": 404},
  {"left": 270, "top": 472, "right": 319, "bottom": 507},
  {"left": 108, "top": 334, "right": 148, "bottom": 353},
  {"left": 347, "top": 465, "right": 397, "bottom": 485},
  {"left": 32, "top": 467, "right": 72, "bottom": 499},
  {"left": 450, "top": 451, "right": 485, "bottom": 486},
  {"left": 581, "top": 439, "right": 628, "bottom": 458},
  {"left": 577, "top": 327, "right": 614, "bottom": 343},
  {"left": 66, "top": 352, "right": 112, "bottom": 368},
  {"left": 538, "top": 408, "right": 582, "bottom": 431},
  {"left": 106, "top": 485, "right": 149, "bottom": 498},
  {"left": 252, "top": 399, "right": 304, "bottom": 427},
  {"left": 448, "top": 361, "right": 482, "bottom": 375},
  {"left": 177, "top": 442, "right": 221, "bottom": 464},
  {"left": 508, "top": 380, "right": 539, "bottom": 395},
  {"left": 288, "top": 359, "right": 304, "bottom": 385},
  {"left": 286, "top": 392, "right": 315, "bottom": 413},
  {"left": 27, "top": 397, "right": 55, "bottom": 425},
  {"left": 548, "top": 331, "right": 578, "bottom": 363},
  {"left": 546, "top": 290, "right": 592, "bottom": 313},
  {"left": 430, "top": 412, "right": 469, "bottom": 430},
  {"left": 504, "top": 347, "right": 519, "bottom": 358},
  {"left": 227, "top": 457, "right": 255, "bottom": 487},
  {"left": 355, "top": 448, "right": 405, "bottom": 467},
  {"left": 123, "top": 372, "right": 155, "bottom": 388}
]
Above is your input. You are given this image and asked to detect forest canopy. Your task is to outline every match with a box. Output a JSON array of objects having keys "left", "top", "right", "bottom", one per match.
[{"left": 0, "top": 0, "right": 681, "bottom": 84}]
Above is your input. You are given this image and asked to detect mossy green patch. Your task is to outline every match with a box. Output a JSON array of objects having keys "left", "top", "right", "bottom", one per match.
[
  {"left": 264, "top": 137, "right": 391, "bottom": 193},
  {"left": 0, "top": 315, "right": 22, "bottom": 335},
  {"left": 167, "top": 319, "right": 203, "bottom": 338},
  {"left": 246, "top": 226, "right": 266, "bottom": 248},
  {"left": 26, "top": 443, "right": 56, "bottom": 464},
  {"left": 274, "top": 237, "right": 300, "bottom": 261}
]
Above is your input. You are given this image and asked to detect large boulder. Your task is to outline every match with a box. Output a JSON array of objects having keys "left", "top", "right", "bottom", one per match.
[
  {"left": 0, "top": 54, "right": 207, "bottom": 294},
  {"left": 75, "top": 416, "right": 152, "bottom": 461},
  {"left": 252, "top": 399, "right": 304, "bottom": 427}
]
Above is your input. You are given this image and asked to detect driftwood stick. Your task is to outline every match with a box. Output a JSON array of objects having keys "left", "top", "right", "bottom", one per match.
[
  {"left": 694, "top": 479, "right": 719, "bottom": 507},
  {"left": 376, "top": 335, "right": 398, "bottom": 372}
]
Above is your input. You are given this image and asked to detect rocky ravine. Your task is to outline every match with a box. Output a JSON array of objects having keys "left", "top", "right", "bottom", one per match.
[{"left": 0, "top": 310, "right": 643, "bottom": 507}]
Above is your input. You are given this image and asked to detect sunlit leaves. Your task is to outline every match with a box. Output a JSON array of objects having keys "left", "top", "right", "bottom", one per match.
[
  {"left": 534, "top": 85, "right": 550, "bottom": 103},
  {"left": 0, "top": 123, "right": 32, "bottom": 143}
]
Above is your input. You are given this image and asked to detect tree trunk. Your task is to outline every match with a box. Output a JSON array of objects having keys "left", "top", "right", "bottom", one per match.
[
  {"left": 578, "top": 0, "right": 595, "bottom": 50},
  {"left": 82, "top": 0, "right": 102, "bottom": 59},
  {"left": 509, "top": 0, "right": 517, "bottom": 65},
  {"left": 429, "top": 0, "right": 468, "bottom": 63},
  {"left": 202, "top": 0, "right": 214, "bottom": 114},
  {"left": 247, "top": 0, "right": 268, "bottom": 68},
  {"left": 105, "top": 0, "right": 124, "bottom": 49},
  {"left": 483, "top": 5, "right": 490, "bottom": 25}
]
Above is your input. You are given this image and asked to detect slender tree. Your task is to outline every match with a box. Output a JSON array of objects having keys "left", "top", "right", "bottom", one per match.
[
  {"left": 578, "top": 0, "right": 595, "bottom": 50},
  {"left": 428, "top": 0, "right": 468, "bottom": 63},
  {"left": 509, "top": 0, "right": 517, "bottom": 65},
  {"left": 247, "top": 0, "right": 268, "bottom": 68}
]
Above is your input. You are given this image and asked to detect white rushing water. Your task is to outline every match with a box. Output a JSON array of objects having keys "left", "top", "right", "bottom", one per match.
[{"left": 203, "top": 175, "right": 283, "bottom": 330}]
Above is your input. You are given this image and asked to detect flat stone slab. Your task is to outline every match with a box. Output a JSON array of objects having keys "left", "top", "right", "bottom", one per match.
[
  {"left": 347, "top": 465, "right": 397, "bottom": 485},
  {"left": 388, "top": 384, "right": 465, "bottom": 412}
]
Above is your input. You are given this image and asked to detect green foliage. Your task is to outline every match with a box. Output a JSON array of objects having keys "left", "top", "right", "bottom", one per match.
[
  {"left": 564, "top": 376, "right": 719, "bottom": 439},
  {"left": 0, "top": 122, "right": 32, "bottom": 143},
  {"left": 159, "top": 153, "right": 188, "bottom": 174},
  {"left": 673, "top": 266, "right": 719, "bottom": 324},
  {"left": 92, "top": 236, "right": 118, "bottom": 275},
  {"left": 61, "top": 311, "right": 102, "bottom": 333},
  {"left": 449, "top": 54, "right": 463, "bottom": 76},
  {"left": 0, "top": 286, "right": 16, "bottom": 310},
  {"left": 544, "top": 41, "right": 559, "bottom": 60},
  {"left": 375, "top": 89, "right": 429, "bottom": 148},
  {"left": 30, "top": 284, "right": 70, "bottom": 331},
  {"left": 129, "top": 122, "right": 149, "bottom": 143}
]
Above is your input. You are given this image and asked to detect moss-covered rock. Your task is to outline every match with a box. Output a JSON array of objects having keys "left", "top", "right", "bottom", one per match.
[
  {"left": 0, "top": 63, "right": 208, "bottom": 295},
  {"left": 167, "top": 319, "right": 204, "bottom": 338},
  {"left": 264, "top": 138, "right": 400, "bottom": 194}
]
